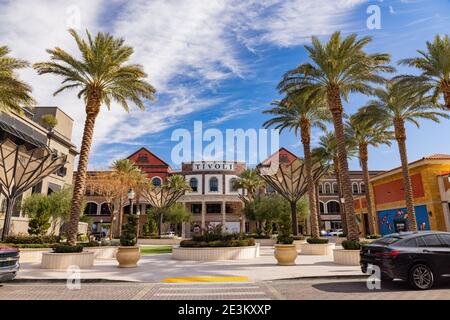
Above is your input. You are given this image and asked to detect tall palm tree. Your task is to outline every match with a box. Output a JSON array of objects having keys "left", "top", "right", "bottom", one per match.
[
  {"left": 346, "top": 112, "right": 394, "bottom": 235},
  {"left": 279, "top": 32, "right": 394, "bottom": 241},
  {"left": 397, "top": 34, "right": 450, "bottom": 110},
  {"left": 0, "top": 46, "right": 35, "bottom": 113},
  {"left": 34, "top": 30, "right": 156, "bottom": 245},
  {"left": 312, "top": 131, "right": 357, "bottom": 235},
  {"left": 233, "top": 168, "right": 265, "bottom": 201},
  {"left": 360, "top": 80, "right": 449, "bottom": 230},
  {"left": 111, "top": 159, "right": 145, "bottom": 236},
  {"left": 263, "top": 93, "right": 330, "bottom": 238}
]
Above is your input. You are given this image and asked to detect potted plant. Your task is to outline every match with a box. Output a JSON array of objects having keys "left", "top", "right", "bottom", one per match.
[
  {"left": 333, "top": 240, "right": 367, "bottom": 266},
  {"left": 116, "top": 215, "right": 141, "bottom": 268},
  {"left": 273, "top": 213, "right": 297, "bottom": 266}
]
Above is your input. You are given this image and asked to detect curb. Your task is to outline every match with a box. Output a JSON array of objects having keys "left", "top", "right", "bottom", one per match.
[
  {"left": 269, "top": 274, "right": 369, "bottom": 281},
  {"left": 12, "top": 278, "right": 138, "bottom": 284}
]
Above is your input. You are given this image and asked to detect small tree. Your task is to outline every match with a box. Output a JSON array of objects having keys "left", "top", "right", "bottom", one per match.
[
  {"left": 40, "top": 114, "right": 58, "bottom": 131},
  {"left": 120, "top": 214, "right": 138, "bottom": 246},
  {"left": 142, "top": 214, "right": 158, "bottom": 237},
  {"left": 22, "top": 194, "right": 52, "bottom": 236},
  {"left": 163, "top": 203, "right": 193, "bottom": 235},
  {"left": 277, "top": 212, "right": 293, "bottom": 244}
]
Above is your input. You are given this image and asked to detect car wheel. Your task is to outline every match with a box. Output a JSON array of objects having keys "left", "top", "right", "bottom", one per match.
[{"left": 409, "top": 264, "right": 434, "bottom": 290}]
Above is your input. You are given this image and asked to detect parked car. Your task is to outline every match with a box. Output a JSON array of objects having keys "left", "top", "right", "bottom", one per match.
[
  {"left": 0, "top": 246, "right": 20, "bottom": 283},
  {"left": 329, "top": 229, "right": 344, "bottom": 237},
  {"left": 360, "top": 231, "right": 450, "bottom": 290}
]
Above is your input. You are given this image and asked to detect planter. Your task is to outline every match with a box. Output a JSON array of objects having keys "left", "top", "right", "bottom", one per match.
[
  {"left": 333, "top": 249, "right": 361, "bottom": 266},
  {"left": 19, "top": 248, "right": 52, "bottom": 263},
  {"left": 116, "top": 246, "right": 141, "bottom": 268},
  {"left": 41, "top": 252, "right": 94, "bottom": 270},
  {"left": 274, "top": 244, "right": 298, "bottom": 266},
  {"left": 172, "top": 245, "right": 259, "bottom": 261},
  {"left": 86, "top": 246, "right": 118, "bottom": 259},
  {"left": 255, "top": 238, "right": 276, "bottom": 246},
  {"left": 298, "top": 243, "right": 335, "bottom": 256},
  {"left": 138, "top": 238, "right": 183, "bottom": 246},
  {"left": 294, "top": 240, "right": 307, "bottom": 251},
  {"left": 329, "top": 237, "right": 346, "bottom": 245}
]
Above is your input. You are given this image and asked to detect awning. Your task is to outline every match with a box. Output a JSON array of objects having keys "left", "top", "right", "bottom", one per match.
[{"left": 0, "top": 112, "right": 48, "bottom": 149}]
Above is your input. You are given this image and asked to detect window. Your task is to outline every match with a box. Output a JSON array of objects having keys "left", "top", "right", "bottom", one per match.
[
  {"left": 280, "top": 155, "right": 289, "bottom": 163},
  {"left": 324, "top": 183, "right": 331, "bottom": 194},
  {"left": 191, "top": 204, "right": 202, "bottom": 214},
  {"left": 423, "top": 235, "right": 444, "bottom": 247},
  {"left": 209, "top": 177, "right": 218, "bottom": 192},
  {"left": 56, "top": 166, "right": 67, "bottom": 177},
  {"left": 399, "top": 238, "right": 417, "bottom": 248},
  {"left": 266, "top": 184, "right": 275, "bottom": 193},
  {"left": 189, "top": 178, "right": 198, "bottom": 192},
  {"left": 352, "top": 183, "right": 359, "bottom": 194},
  {"left": 84, "top": 202, "right": 98, "bottom": 216},
  {"left": 152, "top": 177, "right": 162, "bottom": 187},
  {"left": 207, "top": 203, "right": 221, "bottom": 214},
  {"left": 360, "top": 183, "right": 366, "bottom": 193},
  {"left": 438, "top": 234, "right": 450, "bottom": 247},
  {"left": 100, "top": 203, "right": 111, "bottom": 216},
  {"left": 326, "top": 201, "right": 340, "bottom": 214},
  {"left": 319, "top": 202, "right": 325, "bottom": 214},
  {"left": 230, "top": 178, "right": 238, "bottom": 192},
  {"left": 416, "top": 236, "right": 426, "bottom": 247},
  {"left": 318, "top": 184, "right": 323, "bottom": 195},
  {"left": 332, "top": 183, "right": 338, "bottom": 194},
  {"left": 137, "top": 154, "right": 149, "bottom": 162}
]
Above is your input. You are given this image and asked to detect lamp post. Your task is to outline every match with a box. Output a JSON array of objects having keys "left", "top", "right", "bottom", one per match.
[{"left": 128, "top": 188, "right": 139, "bottom": 241}]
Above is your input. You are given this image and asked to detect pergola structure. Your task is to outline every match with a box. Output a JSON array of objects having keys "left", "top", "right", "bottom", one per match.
[
  {"left": 0, "top": 138, "right": 67, "bottom": 240},
  {"left": 257, "top": 158, "right": 328, "bottom": 235}
]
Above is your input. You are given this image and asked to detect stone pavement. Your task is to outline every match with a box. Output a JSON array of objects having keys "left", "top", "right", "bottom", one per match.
[{"left": 16, "top": 247, "right": 363, "bottom": 283}]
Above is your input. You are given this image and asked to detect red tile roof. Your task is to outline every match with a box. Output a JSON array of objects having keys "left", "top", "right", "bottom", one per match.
[{"left": 423, "top": 154, "right": 450, "bottom": 160}]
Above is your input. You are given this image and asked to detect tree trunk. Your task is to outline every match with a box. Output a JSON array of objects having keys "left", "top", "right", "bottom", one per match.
[
  {"left": 394, "top": 118, "right": 417, "bottom": 231},
  {"left": 291, "top": 202, "right": 298, "bottom": 235},
  {"left": 1, "top": 197, "right": 16, "bottom": 241},
  {"left": 359, "top": 143, "right": 375, "bottom": 235},
  {"left": 442, "top": 81, "right": 450, "bottom": 110},
  {"left": 67, "top": 99, "right": 100, "bottom": 246},
  {"left": 327, "top": 86, "right": 358, "bottom": 241},
  {"left": 333, "top": 157, "right": 347, "bottom": 235},
  {"left": 300, "top": 118, "right": 320, "bottom": 238}
]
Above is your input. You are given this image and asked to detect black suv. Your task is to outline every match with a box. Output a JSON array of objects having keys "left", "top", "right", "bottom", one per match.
[
  {"left": 361, "top": 231, "right": 450, "bottom": 290},
  {"left": 0, "top": 246, "right": 19, "bottom": 282}
]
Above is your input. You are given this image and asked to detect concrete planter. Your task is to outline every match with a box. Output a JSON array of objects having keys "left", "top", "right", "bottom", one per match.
[
  {"left": 41, "top": 252, "right": 95, "bottom": 270},
  {"left": 274, "top": 244, "right": 298, "bottom": 266},
  {"left": 329, "top": 237, "right": 346, "bottom": 245},
  {"left": 138, "top": 239, "right": 183, "bottom": 246},
  {"left": 172, "top": 245, "right": 259, "bottom": 261},
  {"left": 294, "top": 240, "right": 307, "bottom": 251},
  {"left": 298, "top": 243, "right": 335, "bottom": 256},
  {"left": 255, "top": 238, "right": 276, "bottom": 246},
  {"left": 19, "top": 248, "right": 52, "bottom": 263},
  {"left": 116, "top": 246, "right": 141, "bottom": 268},
  {"left": 333, "top": 249, "right": 361, "bottom": 266},
  {"left": 86, "top": 246, "right": 118, "bottom": 259}
]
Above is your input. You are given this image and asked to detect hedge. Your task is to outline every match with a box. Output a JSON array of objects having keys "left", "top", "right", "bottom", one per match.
[
  {"left": 306, "top": 238, "right": 329, "bottom": 244},
  {"left": 180, "top": 238, "right": 255, "bottom": 248},
  {"left": 5, "top": 235, "right": 61, "bottom": 244}
]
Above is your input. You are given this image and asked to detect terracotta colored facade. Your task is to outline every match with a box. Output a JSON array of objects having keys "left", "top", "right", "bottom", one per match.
[{"left": 127, "top": 147, "right": 171, "bottom": 184}]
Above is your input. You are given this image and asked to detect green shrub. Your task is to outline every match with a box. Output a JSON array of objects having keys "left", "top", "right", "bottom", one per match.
[
  {"left": 0, "top": 243, "right": 55, "bottom": 249},
  {"left": 120, "top": 215, "right": 138, "bottom": 246},
  {"left": 338, "top": 233, "right": 347, "bottom": 238},
  {"left": 292, "top": 235, "right": 305, "bottom": 241},
  {"left": 101, "top": 239, "right": 120, "bottom": 247},
  {"left": 82, "top": 241, "right": 101, "bottom": 247},
  {"left": 342, "top": 240, "right": 369, "bottom": 250},
  {"left": 277, "top": 212, "right": 293, "bottom": 244},
  {"left": 306, "top": 238, "right": 329, "bottom": 244},
  {"left": 247, "top": 233, "right": 271, "bottom": 239},
  {"left": 180, "top": 238, "right": 255, "bottom": 248},
  {"left": 5, "top": 234, "right": 60, "bottom": 244},
  {"left": 52, "top": 244, "right": 84, "bottom": 253},
  {"left": 366, "top": 234, "right": 382, "bottom": 239}
]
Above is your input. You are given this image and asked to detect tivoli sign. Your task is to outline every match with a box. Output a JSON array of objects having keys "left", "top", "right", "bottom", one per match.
[{"left": 193, "top": 162, "right": 235, "bottom": 171}]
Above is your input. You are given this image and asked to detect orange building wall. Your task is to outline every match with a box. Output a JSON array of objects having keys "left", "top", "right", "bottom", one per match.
[{"left": 373, "top": 173, "right": 424, "bottom": 205}]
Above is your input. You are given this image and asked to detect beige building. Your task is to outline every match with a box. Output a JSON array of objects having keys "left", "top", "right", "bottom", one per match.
[{"left": 0, "top": 107, "right": 78, "bottom": 235}]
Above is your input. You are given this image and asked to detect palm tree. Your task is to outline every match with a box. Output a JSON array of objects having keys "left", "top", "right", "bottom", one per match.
[
  {"left": 0, "top": 46, "right": 35, "bottom": 113},
  {"left": 360, "top": 80, "right": 449, "bottom": 230},
  {"left": 312, "top": 131, "right": 357, "bottom": 235},
  {"left": 233, "top": 168, "right": 265, "bottom": 201},
  {"left": 346, "top": 112, "right": 394, "bottom": 235},
  {"left": 279, "top": 32, "right": 394, "bottom": 241},
  {"left": 111, "top": 159, "right": 145, "bottom": 236},
  {"left": 397, "top": 35, "right": 450, "bottom": 110},
  {"left": 263, "top": 93, "right": 330, "bottom": 238},
  {"left": 34, "top": 30, "right": 156, "bottom": 245}
]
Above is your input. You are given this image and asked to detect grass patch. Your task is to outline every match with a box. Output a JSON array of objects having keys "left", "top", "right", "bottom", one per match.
[{"left": 140, "top": 246, "right": 172, "bottom": 255}]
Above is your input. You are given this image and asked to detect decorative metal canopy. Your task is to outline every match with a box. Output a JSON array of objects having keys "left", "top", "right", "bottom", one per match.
[
  {"left": 257, "top": 158, "right": 328, "bottom": 234},
  {"left": 0, "top": 138, "right": 67, "bottom": 240}
]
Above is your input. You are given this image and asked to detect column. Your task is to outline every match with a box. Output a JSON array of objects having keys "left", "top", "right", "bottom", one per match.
[
  {"left": 201, "top": 201, "right": 206, "bottom": 230},
  {"left": 222, "top": 201, "right": 227, "bottom": 232}
]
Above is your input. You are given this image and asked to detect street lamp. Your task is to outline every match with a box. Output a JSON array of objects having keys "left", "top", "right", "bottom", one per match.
[{"left": 128, "top": 189, "right": 136, "bottom": 215}]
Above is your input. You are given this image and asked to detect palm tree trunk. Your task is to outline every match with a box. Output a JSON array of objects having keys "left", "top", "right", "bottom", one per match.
[
  {"left": 442, "top": 81, "right": 450, "bottom": 110},
  {"left": 333, "top": 157, "right": 347, "bottom": 235},
  {"left": 300, "top": 119, "right": 320, "bottom": 238},
  {"left": 394, "top": 118, "right": 417, "bottom": 231},
  {"left": 359, "top": 143, "right": 375, "bottom": 235},
  {"left": 327, "top": 86, "right": 358, "bottom": 241},
  {"left": 67, "top": 105, "right": 100, "bottom": 245}
]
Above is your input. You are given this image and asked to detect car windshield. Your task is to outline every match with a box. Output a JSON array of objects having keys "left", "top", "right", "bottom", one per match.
[{"left": 371, "top": 236, "right": 401, "bottom": 245}]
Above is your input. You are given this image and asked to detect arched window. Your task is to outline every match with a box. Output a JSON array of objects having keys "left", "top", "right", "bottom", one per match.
[
  {"left": 332, "top": 182, "right": 338, "bottom": 194},
  {"left": 189, "top": 178, "right": 198, "bottom": 192},
  {"left": 319, "top": 202, "right": 325, "bottom": 214},
  {"left": 352, "top": 183, "right": 359, "bottom": 194},
  {"left": 326, "top": 201, "right": 340, "bottom": 214},
  {"left": 230, "top": 178, "right": 238, "bottom": 192},
  {"left": 152, "top": 177, "right": 162, "bottom": 187},
  {"left": 266, "top": 184, "right": 275, "bottom": 194},
  {"left": 84, "top": 202, "right": 98, "bottom": 216},
  {"left": 209, "top": 177, "right": 218, "bottom": 192},
  {"left": 360, "top": 182, "right": 366, "bottom": 193},
  {"left": 100, "top": 203, "right": 111, "bottom": 216},
  {"left": 324, "top": 183, "right": 331, "bottom": 194},
  {"left": 318, "top": 184, "right": 323, "bottom": 194}
]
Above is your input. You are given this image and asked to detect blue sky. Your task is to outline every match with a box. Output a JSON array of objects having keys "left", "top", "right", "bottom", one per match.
[{"left": 1, "top": 0, "right": 450, "bottom": 171}]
